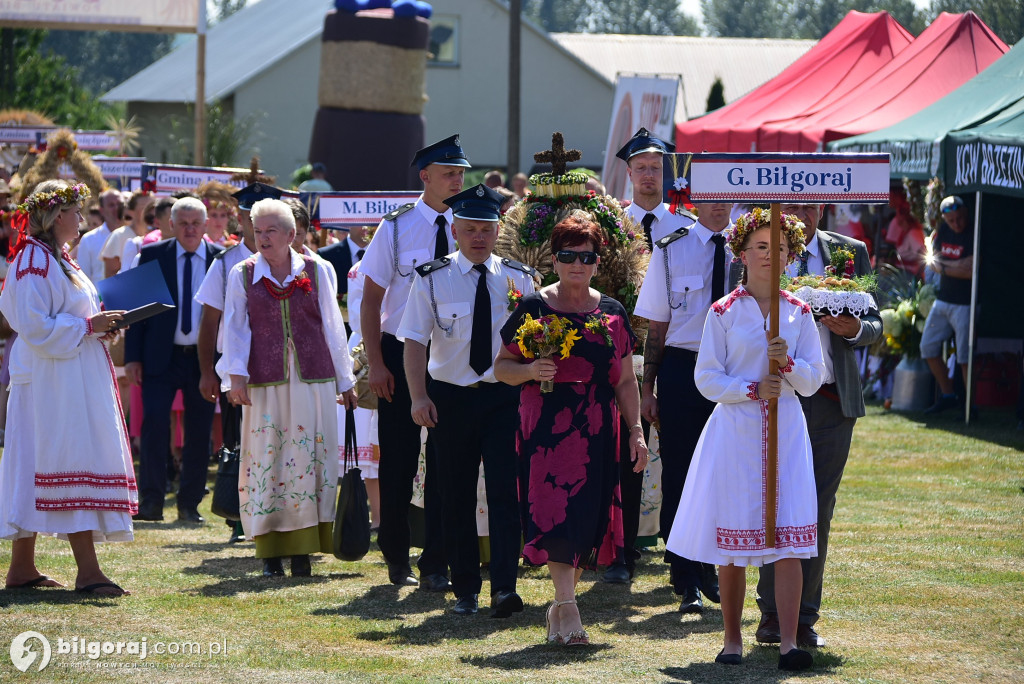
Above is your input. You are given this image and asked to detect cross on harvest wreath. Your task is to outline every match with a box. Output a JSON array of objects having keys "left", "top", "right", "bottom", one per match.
[{"left": 534, "top": 132, "right": 581, "bottom": 176}]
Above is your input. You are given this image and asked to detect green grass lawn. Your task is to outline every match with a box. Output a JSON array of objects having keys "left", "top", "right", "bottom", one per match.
[{"left": 1, "top": 405, "right": 1022, "bottom": 682}]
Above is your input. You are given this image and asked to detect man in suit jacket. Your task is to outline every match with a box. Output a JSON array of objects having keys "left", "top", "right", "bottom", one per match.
[
  {"left": 753, "top": 203, "right": 882, "bottom": 648},
  {"left": 125, "top": 197, "right": 223, "bottom": 523}
]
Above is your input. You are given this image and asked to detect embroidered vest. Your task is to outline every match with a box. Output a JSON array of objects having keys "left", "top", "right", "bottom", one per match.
[{"left": 245, "top": 255, "right": 335, "bottom": 386}]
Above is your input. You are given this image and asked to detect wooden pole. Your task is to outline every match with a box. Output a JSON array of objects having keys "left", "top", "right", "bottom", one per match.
[
  {"left": 766, "top": 203, "right": 781, "bottom": 548},
  {"left": 194, "top": 1, "right": 207, "bottom": 166},
  {"left": 507, "top": 0, "right": 521, "bottom": 178}
]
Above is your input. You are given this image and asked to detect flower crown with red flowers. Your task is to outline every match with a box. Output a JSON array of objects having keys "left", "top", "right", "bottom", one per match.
[
  {"left": 17, "top": 183, "right": 91, "bottom": 215},
  {"left": 726, "top": 207, "right": 806, "bottom": 265}
]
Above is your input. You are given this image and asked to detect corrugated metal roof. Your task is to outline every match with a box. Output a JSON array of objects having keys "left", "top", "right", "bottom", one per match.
[
  {"left": 102, "top": 0, "right": 331, "bottom": 103},
  {"left": 550, "top": 33, "right": 815, "bottom": 120}
]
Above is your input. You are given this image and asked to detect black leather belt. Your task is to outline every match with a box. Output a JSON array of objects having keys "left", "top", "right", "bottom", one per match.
[{"left": 174, "top": 344, "right": 197, "bottom": 354}]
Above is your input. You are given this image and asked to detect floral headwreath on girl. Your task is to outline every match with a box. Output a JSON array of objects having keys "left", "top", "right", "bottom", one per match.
[
  {"left": 9, "top": 182, "right": 92, "bottom": 260},
  {"left": 725, "top": 207, "right": 806, "bottom": 265},
  {"left": 16, "top": 182, "right": 91, "bottom": 215}
]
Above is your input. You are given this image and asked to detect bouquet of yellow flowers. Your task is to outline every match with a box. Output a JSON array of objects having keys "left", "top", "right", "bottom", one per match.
[{"left": 513, "top": 313, "right": 581, "bottom": 393}]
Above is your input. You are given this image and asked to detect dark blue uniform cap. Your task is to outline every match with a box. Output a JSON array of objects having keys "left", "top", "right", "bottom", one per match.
[
  {"left": 411, "top": 134, "right": 471, "bottom": 170},
  {"left": 444, "top": 184, "right": 504, "bottom": 221},
  {"left": 232, "top": 182, "right": 284, "bottom": 211},
  {"left": 615, "top": 127, "right": 675, "bottom": 162}
]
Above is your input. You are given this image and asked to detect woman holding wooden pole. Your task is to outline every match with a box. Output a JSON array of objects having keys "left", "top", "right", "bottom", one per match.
[{"left": 665, "top": 208, "right": 824, "bottom": 670}]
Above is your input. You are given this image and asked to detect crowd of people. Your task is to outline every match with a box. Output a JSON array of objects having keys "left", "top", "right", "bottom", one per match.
[{"left": 0, "top": 129, "right": 976, "bottom": 671}]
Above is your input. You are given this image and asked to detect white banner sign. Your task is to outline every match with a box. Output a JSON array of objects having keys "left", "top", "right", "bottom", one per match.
[
  {"left": 0, "top": 127, "right": 117, "bottom": 150},
  {"left": 142, "top": 163, "right": 251, "bottom": 193},
  {"left": 317, "top": 192, "right": 422, "bottom": 227},
  {"left": 601, "top": 75, "right": 680, "bottom": 201},
  {"left": 0, "top": 0, "right": 200, "bottom": 33},
  {"left": 684, "top": 153, "right": 890, "bottom": 203},
  {"left": 93, "top": 156, "right": 145, "bottom": 180}
]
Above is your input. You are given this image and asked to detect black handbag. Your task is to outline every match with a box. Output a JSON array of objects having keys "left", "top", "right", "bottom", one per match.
[
  {"left": 211, "top": 445, "right": 241, "bottom": 521},
  {"left": 333, "top": 407, "right": 371, "bottom": 561}
]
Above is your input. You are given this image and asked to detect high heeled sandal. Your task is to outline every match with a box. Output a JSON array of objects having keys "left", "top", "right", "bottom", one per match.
[
  {"left": 545, "top": 602, "right": 564, "bottom": 645},
  {"left": 553, "top": 598, "right": 590, "bottom": 647}
]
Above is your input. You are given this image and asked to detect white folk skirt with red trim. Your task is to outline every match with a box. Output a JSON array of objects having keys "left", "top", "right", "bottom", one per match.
[
  {"left": 0, "top": 355, "right": 136, "bottom": 542},
  {"left": 666, "top": 394, "right": 818, "bottom": 567}
]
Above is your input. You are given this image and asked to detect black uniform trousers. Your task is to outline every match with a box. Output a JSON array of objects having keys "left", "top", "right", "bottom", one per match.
[
  {"left": 139, "top": 345, "right": 216, "bottom": 510},
  {"left": 656, "top": 346, "right": 716, "bottom": 593},
  {"left": 756, "top": 390, "right": 855, "bottom": 625},
  {"left": 430, "top": 379, "right": 521, "bottom": 599},
  {"left": 608, "top": 415, "right": 645, "bottom": 574},
  {"left": 376, "top": 333, "right": 446, "bottom": 576}
]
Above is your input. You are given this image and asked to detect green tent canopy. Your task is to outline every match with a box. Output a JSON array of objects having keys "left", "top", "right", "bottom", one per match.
[{"left": 830, "top": 36, "right": 1024, "bottom": 183}]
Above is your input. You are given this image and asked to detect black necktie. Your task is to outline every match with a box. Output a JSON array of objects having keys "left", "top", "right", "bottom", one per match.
[
  {"left": 356, "top": 248, "right": 365, "bottom": 261},
  {"left": 469, "top": 264, "right": 492, "bottom": 376},
  {"left": 798, "top": 250, "right": 810, "bottom": 276},
  {"left": 181, "top": 251, "right": 194, "bottom": 335},
  {"left": 711, "top": 234, "right": 726, "bottom": 303},
  {"left": 641, "top": 213, "right": 655, "bottom": 247},
  {"left": 434, "top": 216, "right": 448, "bottom": 260}
]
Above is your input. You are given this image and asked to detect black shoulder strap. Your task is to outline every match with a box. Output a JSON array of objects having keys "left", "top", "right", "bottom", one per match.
[
  {"left": 382, "top": 203, "right": 416, "bottom": 222},
  {"left": 500, "top": 257, "right": 537, "bottom": 277},
  {"left": 655, "top": 226, "right": 690, "bottom": 250},
  {"left": 414, "top": 256, "right": 452, "bottom": 277}
]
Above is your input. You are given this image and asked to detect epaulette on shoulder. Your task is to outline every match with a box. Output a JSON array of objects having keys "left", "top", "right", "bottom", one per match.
[
  {"left": 415, "top": 256, "right": 452, "bottom": 277},
  {"left": 655, "top": 226, "right": 690, "bottom": 250},
  {"left": 383, "top": 203, "right": 416, "bottom": 222},
  {"left": 500, "top": 257, "right": 537, "bottom": 277},
  {"left": 675, "top": 208, "right": 698, "bottom": 222},
  {"left": 214, "top": 243, "right": 237, "bottom": 260}
]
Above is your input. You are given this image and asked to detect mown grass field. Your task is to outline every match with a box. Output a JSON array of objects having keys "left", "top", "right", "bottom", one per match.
[{"left": 1, "top": 405, "right": 1021, "bottom": 682}]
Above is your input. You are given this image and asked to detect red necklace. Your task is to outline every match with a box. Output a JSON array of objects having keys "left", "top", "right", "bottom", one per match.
[{"left": 262, "top": 274, "right": 312, "bottom": 300}]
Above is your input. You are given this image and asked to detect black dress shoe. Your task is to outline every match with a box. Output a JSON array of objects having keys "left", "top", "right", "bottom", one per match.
[
  {"left": 678, "top": 588, "right": 703, "bottom": 614},
  {"left": 601, "top": 565, "right": 631, "bottom": 584},
  {"left": 290, "top": 554, "right": 312, "bottom": 577},
  {"left": 700, "top": 565, "right": 720, "bottom": 603},
  {"left": 797, "top": 624, "right": 826, "bottom": 648},
  {"left": 453, "top": 594, "right": 478, "bottom": 615},
  {"left": 387, "top": 565, "right": 418, "bottom": 587},
  {"left": 778, "top": 647, "right": 813, "bottom": 671},
  {"left": 755, "top": 613, "right": 781, "bottom": 644},
  {"left": 418, "top": 573, "right": 452, "bottom": 593},
  {"left": 490, "top": 590, "right": 524, "bottom": 618},
  {"left": 132, "top": 503, "right": 163, "bottom": 522},
  {"left": 177, "top": 507, "right": 205, "bottom": 524},
  {"left": 262, "top": 558, "right": 285, "bottom": 577},
  {"left": 715, "top": 649, "right": 742, "bottom": 665}
]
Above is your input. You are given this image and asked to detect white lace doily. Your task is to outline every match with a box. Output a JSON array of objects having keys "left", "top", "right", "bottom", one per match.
[{"left": 793, "top": 286, "right": 876, "bottom": 317}]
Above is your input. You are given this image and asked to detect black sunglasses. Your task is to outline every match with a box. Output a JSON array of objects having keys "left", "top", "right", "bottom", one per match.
[{"left": 555, "top": 250, "right": 598, "bottom": 265}]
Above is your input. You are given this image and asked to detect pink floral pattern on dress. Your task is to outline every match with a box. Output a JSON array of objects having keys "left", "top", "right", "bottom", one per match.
[{"left": 500, "top": 293, "right": 636, "bottom": 569}]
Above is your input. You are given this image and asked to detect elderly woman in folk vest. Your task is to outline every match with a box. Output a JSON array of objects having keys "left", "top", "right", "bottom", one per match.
[{"left": 219, "top": 198, "right": 357, "bottom": 578}]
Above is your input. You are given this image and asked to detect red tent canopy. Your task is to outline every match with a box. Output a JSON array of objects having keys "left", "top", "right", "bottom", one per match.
[
  {"left": 675, "top": 11, "right": 913, "bottom": 153},
  {"left": 758, "top": 12, "right": 1008, "bottom": 152}
]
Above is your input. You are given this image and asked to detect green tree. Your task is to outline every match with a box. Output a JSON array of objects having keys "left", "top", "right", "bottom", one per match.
[
  {"left": 167, "top": 100, "right": 263, "bottom": 167},
  {"left": 702, "top": 0, "right": 927, "bottom": 39},
  {"left": 701, "top": 0, "right": 793, "bottom": 38},
  {"left": 525, "top": 0, "right": 699, "bottom": 35},
  {"left": 209, "top": 0, "right": 250, "bottom": 23},
  {"left": 40, "top": 31, "right": 174, "bottom": 96},
  {"left": 929, "top": 0, "right": 1022, "bottom": 44},
  {"left": 705, "top": 76, "right": 726, "bottom": 112},
  {"left": 0, "top": 29, "right": 121, "bottom": 128}
]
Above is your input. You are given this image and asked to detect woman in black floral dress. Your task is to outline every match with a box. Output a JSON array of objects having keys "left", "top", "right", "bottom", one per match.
[{"left": 496, "top": 211, "right": 647, "bottom": 646}]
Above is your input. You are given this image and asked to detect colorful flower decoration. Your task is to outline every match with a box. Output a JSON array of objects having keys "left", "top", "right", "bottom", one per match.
[
  {"left": 17, "top": 183, "right": 91, "bottom": 215},
  {"left": 725, "top": 207, "right": 806, "bottom": 265}
]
